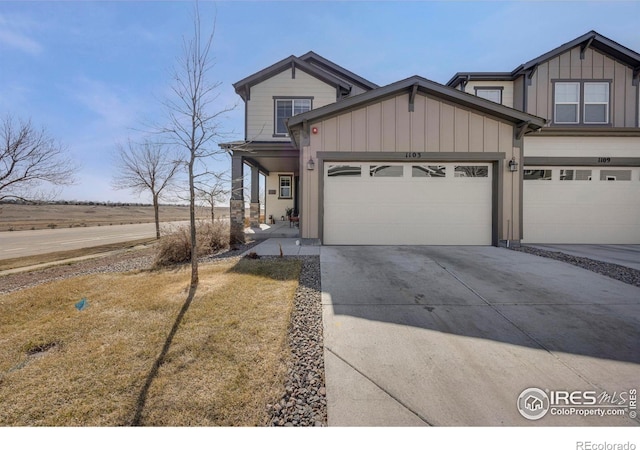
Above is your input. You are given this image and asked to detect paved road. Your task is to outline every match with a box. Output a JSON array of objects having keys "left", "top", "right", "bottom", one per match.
[
  {"left": 0, "top": 222, "right": 188, "bottom": 260},
  {"left": 321, "top": 246, "right": 640, "bottom": 426}
]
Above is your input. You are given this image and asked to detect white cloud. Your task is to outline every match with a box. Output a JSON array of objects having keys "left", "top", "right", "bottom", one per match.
[
  {"left": 0, "top": 14, "right": 43, "bottom": 55},
  {"left": 71, "top": 77, "right": 140, "bottom": 131}
]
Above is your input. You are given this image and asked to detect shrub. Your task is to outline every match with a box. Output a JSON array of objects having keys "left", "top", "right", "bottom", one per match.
[{"left": 153, "top": 220, "right": 230, "bottom": 268}]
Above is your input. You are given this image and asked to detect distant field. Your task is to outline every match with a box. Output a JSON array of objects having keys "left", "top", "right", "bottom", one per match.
[{"left": 0, "top": 204, "right": 229, "bottom": 232}]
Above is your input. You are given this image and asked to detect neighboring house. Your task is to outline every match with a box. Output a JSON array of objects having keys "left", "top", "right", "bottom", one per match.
[
  {"left": 222, "top": 31, "right": 640, "bottom": 245},
  {"left": 447, "top": 30, "right": 640, "bottom": 244}
]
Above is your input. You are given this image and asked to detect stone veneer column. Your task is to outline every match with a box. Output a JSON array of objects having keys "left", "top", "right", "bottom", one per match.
[
  {"left": 230, "top": 199, "right": 245, "bottom": 244},
  {"left": 249, "top": 202, "right": 260, "bottom": 228}
]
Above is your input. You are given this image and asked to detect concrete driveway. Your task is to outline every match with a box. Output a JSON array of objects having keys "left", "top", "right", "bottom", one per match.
[{"left": 321, "top": 246, "right": 640, "bottom": 426}]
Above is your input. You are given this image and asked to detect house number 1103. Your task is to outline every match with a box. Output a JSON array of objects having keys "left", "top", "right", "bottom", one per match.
[{"left": 405, "top": 152, "right": 422, "bottom": 158}]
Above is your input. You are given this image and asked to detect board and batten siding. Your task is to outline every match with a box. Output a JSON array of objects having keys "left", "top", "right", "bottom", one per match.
[
  {"left": 313, "top": 93, "right": 514, "bottom": 154},
  {"left": 526, "top": 47, "right": 639, "bottom": 127},
  {"left": 299, "top": 92, "right": 522, "bottom": 241},
  {"left": 246, "top": 68, "right": 338, "bottom": 141}
]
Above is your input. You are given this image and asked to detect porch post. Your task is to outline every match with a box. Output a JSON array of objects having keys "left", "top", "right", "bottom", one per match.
[
  {"left": 230, "top": 154, "right": 245, "bottom": 244},
  {"left": 249, "top": 165, "right": 260, "bottom": 228}
]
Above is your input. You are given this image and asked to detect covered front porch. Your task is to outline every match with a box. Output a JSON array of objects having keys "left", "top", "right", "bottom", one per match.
[{"left": 221, "top": 141, "right": 300, "bottom": 244}]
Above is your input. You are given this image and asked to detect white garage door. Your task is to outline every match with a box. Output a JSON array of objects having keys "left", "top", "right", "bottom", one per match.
[
  {"left": 323, "top": 162, "right": 493, "bottom": 245},
  {"left": 523, "top": 166, "right": 640, "bottom": 244}
]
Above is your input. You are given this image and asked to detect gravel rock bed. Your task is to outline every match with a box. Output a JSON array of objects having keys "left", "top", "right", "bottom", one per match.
[
  {"left": 266, "top": 256, "right": 326, "bottom": 427},
  {"left": 513, "top": 246, "right": 640, "bottom": 287}
]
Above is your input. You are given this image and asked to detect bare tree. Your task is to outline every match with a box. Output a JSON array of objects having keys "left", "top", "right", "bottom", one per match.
[
  {"left": 112, "top": 139, "right": 182, "bottom": 239},
  {"left": 160, "top": 4, "right": 234, "bottom": 287},
  {"left": 0, "top": 115, "right": 77, "bottom": 202},
  {"left": 195, "top": 172, "right": 228, "bottom": 223}
]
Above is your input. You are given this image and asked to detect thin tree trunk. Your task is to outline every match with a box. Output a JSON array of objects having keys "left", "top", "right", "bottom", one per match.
[
  {"left": 189, "top": 153, "right": 198, "bottom": 287},
  {"left": 153, "top": 194, "right": 160, "bottom": 239}
]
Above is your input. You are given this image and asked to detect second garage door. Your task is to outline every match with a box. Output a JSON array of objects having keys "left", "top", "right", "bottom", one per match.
[
  {"left": 323, "top": 162, "right": 493, "bottom": 245},
  {"left": 522, "top": 166, "right": 640, "bottom": 244}
]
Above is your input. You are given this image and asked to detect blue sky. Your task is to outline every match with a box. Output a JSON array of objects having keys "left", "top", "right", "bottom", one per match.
[{"left": 1, "top": 0, "right": 639, "bottom": 203}]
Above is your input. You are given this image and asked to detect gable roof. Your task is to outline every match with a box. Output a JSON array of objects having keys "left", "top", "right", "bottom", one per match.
[
  {"left": 447, "top": 30, "right": 640, "bottom": 88},
  {"left": 514, "top": 30, "right": 640, "bottom": 75},
  {"left": 287, "top": 75, "right": 546, "bottom": 143},
  {"left": 299, "top": 51, "right": 379, "bottom": 91},
  {"left": 447, "top": 72, "right": 515, "bottom": 89},
  {"left": 233, "top": 52, "right": 377, "bottom": 101}
]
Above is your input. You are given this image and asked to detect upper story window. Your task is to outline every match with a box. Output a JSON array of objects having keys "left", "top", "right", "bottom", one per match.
[
  {"left": 274, "top": 97, "right": 312, "bottom": 136},
  {"left": 554, "top": 82, "right": 580, "bottom": 124},
  {"left": 584, "top": 82, "right": 609, "bottom": 124},
  {"left": 554, "top": 81, "right": 610, "bottom": 125},
  {"left": 474, "top": 87, "right": 503, "bottom": 104}
]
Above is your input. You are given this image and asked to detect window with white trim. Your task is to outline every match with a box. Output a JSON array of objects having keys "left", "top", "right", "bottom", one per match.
[
  {"left": 279, "top": 175, "right": 292, "bottom": 198},
  {"left": 412, "top": 165, "right": 446, "bottom": 178},
  {"left": 600, "top": 170, "right": 631, "bottom": 181},
  {"left": 584, "top": 82, "right": 609, "bottom": 124},
  {"left": 524, "top": 169, "right": 553, "bottom": 180},
  {"left": 274, "top": 98, "right": 311, "bottom": 135},
  {"left": 454, "top": 165, "right": 488, "bottom": 178},
  {"left": 369, "top": 165, "right": 403, "bottom": 177},
  {"left": 554, "top": 82, "right": 580, "bottom": 124},
  {"left": 475, "top": 88, "right": 502, "bottom": 104},
  {"left": 553, "top": 81, "right": 610, "bottom": 125},
  {"left": 327, "top": 165, "right": 361, "bottom": 177}
]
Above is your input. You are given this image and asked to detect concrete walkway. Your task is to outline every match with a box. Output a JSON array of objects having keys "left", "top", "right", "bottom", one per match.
[
  {"left": 244, "top": 220, "right": 300, "bottom": 239},
  {"left": 242, "top": 221, "right": 321, "bottom": 256},
  {"left": 242, "top": 238, "right": 320, "bottom": 256},
  {"left": 528, "top": 244, "right": 640, "bottom": 271}
]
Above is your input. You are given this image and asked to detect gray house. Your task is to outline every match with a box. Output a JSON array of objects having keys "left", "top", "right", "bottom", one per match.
[{"left": 223, "top": 31, "right": 640, "bottom": 245}]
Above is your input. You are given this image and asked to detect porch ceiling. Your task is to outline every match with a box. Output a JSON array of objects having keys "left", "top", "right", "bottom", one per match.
[
  {"left": 244, "top": 152, "right": 299, "bottom": 174},
  {"left": 225, "top": 141, "right": 300, "bottom": 175}
]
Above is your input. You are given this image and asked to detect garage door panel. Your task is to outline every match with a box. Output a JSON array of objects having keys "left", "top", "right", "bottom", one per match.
[
  {"left": 324, "top": 223, "right": 491, "bottom": 246},
  {"left": 324, "top": 162, "right": 493, "bottom": 245},
  {"left": 523, "top": 166, "right": 640, "bottom": 244}
]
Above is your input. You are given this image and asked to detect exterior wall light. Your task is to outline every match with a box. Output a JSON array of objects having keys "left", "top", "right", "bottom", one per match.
[
  {"left": 508, "top": 158, "right": 518, "bottom": 172},
  {"left": 307, "top": 157, "right": 315, "bottom": 171}
]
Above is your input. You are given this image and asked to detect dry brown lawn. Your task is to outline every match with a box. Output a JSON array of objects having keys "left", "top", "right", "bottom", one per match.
[{"left": 0, "top": 258, "right": 301, "bottom": 426}]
